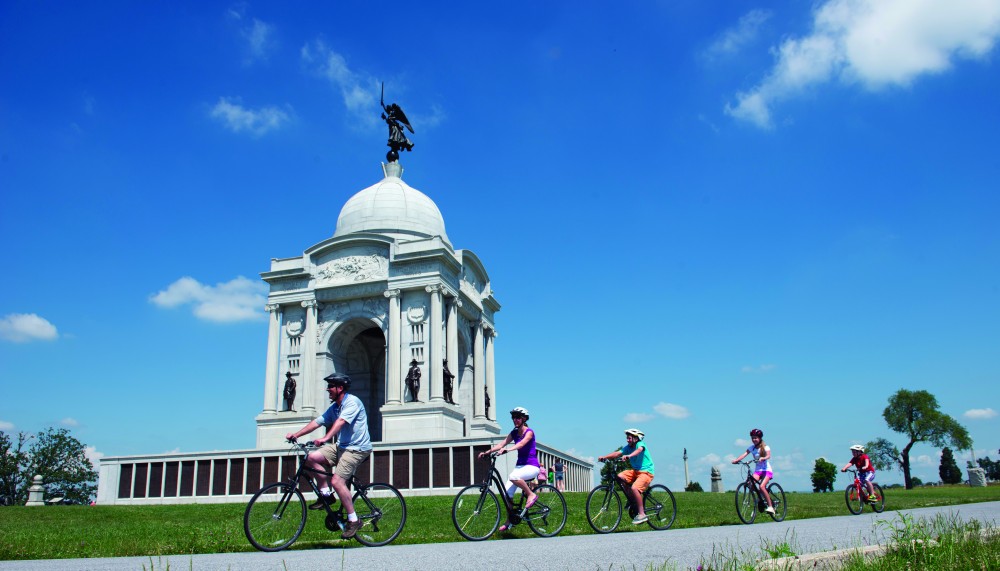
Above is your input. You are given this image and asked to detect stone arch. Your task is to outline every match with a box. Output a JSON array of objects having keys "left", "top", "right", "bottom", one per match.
[{"left": 321, "top": 316, "right": 387, "bottom": 442}]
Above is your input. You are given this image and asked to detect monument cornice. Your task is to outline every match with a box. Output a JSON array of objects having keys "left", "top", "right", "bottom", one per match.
[
  {"left": 304, "top": 233, "right": 395, "bottom": 258},
  {"left": 314, "top": 280, "right": 390, "bottom": 302},
  {"left": 260, "top": 267, "right": 310, "bottom": 282}
]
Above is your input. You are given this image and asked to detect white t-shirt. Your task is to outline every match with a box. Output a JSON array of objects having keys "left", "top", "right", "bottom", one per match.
[{"left": 748, "top": 444, "right": 772, "bottom": 473}]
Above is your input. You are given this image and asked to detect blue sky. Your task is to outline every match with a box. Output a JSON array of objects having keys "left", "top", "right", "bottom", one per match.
[{"left": 2, "top": 1, "right": 999, "bottom": 493}]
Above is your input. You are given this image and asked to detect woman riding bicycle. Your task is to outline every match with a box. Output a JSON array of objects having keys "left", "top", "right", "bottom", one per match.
[
  {"left": 598, "top": 428, "right": 655, "bottom": 525},
  {"left": 732, "top": 428, "right": 775, "bottom": 514},
  {"left": 842, "top": 444, "right": 877, "bottom": 501},
  {"left": 479, "top": 406, "right": 539, "bottom": 531}
]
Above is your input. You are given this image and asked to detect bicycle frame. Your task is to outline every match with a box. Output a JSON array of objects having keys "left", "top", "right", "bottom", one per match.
[{"left": 478, "top": 452, "right": 526, "bottom": 522}]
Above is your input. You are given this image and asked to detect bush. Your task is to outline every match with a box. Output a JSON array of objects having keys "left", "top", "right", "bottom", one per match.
[{"left": 685, "top": 481, "right": 704, "bottom": 492}]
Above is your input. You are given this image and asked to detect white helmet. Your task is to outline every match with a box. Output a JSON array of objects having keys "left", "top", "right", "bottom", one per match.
[
  {"left": 510, "top": 407, "right": 530, "bottom": 420},
  {"left": 850, "top": 444, "right": 865, "bottom": 452},
  {"left": 624, "top": 428, "right": 645, "bottom": 439}
]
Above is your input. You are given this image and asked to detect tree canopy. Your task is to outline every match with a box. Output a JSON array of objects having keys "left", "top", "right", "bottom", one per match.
[
  {"left": 810, "top": 457, "right": 838, "bottom": 493},
  {"left": 0, "top": 427, "right": 97, "bottom": 505},
  {"left": 939, "top": 447, "right": 963, "bottom": 484},
  {"left": 879, "top": 389, "right": 971, "bottom": 489}
]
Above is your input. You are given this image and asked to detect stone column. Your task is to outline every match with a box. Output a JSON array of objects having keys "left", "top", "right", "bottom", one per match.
[
  {"left": 473, "top": 319, "right": 486, "bottom": 419},
  {"left": 485, "top": 328, "right": 496, "bottom": 420},
  {"left": 301, "top": 299, "right": 319, "bottom": 414},
  {"left": 262, "top": 303, "right": 281, "bottom": 413},
  {"left": 25, "top": 475, "right": 45, "bottom": 506},
  {"left": 446, "top": 297, "right": 461, "bottom": 384},
  {"left": 384, "top": 289, "right": 402, "bottom": 405},
  {"left": 426, "top": 285, "right": 444, "bottom": 402}
]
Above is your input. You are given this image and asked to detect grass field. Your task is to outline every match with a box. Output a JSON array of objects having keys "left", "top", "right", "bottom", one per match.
[{"left": 1, "top": 485, "right": 998, "bottom": 561}]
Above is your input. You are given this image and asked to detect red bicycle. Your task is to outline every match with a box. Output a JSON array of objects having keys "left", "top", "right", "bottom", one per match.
[{"left": 844, "top": 468, "right": 885, "bottom": 515}]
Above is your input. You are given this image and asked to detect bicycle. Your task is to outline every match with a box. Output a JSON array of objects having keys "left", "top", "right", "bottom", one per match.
[
  {"left": 585, "top": 459, "right": 677, "bottom": 533},
  {"left": 451, "top": 451, "right": 567, "bottom": 540},
  {"left": 243, "top": 441, "right": 406, "bottom": 550},
  {"left": 734, "top": 460, "right": 786, "bottom": 524},
  {"left": 844, "top": 468, "right": 885, "bottom": 515}
]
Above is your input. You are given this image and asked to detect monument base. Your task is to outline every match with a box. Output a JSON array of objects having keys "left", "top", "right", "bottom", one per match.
[
  {"left": 255, "top": 410, "right": 319, "bottom": 449},
  {"left": 469, "top": 417, "right": 504, "bottom": 438},
  {"left": 380, "top": 401, "right": 467, "bottom": 441}
]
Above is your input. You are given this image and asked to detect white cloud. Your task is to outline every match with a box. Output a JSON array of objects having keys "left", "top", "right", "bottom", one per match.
[
  {"left": 0, "top": 420, "right": 14, "bottom": 431},
  {"left": 301, "top": 39, "right": 380, "bottom": 125},
  {"left": 696, "top": 453, "right": 722, "bottom": 467},
  {"left": 564, "top": 448, "right": 595, "bottom": 464},
  {"left": 914, "top": 454, "right": 935, "bottom": 467},
  {"left": 726, "top": 0, "right": 1000, "bottom": 128},
  {"left": 623, "top": 412, "right": 654, "bottom": 423},
  {"left": 964, "top": 407, "right": 997, "bottom": 420},
  {"left": 59, "top": 418, "right": 79, "bottom": 428},
  {"left": 85, "top": 445, "right": 104, "bottom": 469},
  {"left": 653, "top": 402, "right": 691, "bottom": 420},
  {"left": 210, "top": 97, "right": 291, "bottom": 137},
  {"left": 734, "top": 438, "right": 750, "bottom": 447},
  {"left": 0, "top": 313, "right": 59, "bottom": 343},
  {"left": 227, "top": 7, "right": 276, "bottom": 64},
  {"left": 741, "top": 364, "right": 776, "bottom": 373},
  {"left": 705, "top": 9, "right": 772, "bottom": 59},
  {"left": 150, "top": 276, "right": 267, "bottom": 322}
]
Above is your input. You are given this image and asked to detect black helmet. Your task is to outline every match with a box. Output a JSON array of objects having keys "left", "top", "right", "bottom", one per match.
[
  {"left": 324, "top": 373, "right": 352, "bottom": 390},
  {"left": 750, "top": 428, "right": 763, "bottom": 438}
]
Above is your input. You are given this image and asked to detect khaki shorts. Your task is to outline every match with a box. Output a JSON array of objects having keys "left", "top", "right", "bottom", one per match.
[
  {"left": 333, "top": 448, "right": 371, "bottom": 481},
  {"left": 618, "top": 469, "right": 654, "bottom": 493}
]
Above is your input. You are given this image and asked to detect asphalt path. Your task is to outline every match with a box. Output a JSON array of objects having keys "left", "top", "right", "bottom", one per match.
[{"left": 3, "top": 502, "right": 998, "bottom": 571}]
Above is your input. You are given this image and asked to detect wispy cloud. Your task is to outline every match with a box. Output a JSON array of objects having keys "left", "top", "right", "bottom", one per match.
[
  {"left": 210, "top": 97, "right": 291, "bottom": 137},
  {"left": 734, "top": 438, "right": 750, "bottom": 447},
  {"left": 85, "top": 445, "right": 104, "bottom": 468},
  {"left": 59, "top": 418, "right": 80, "bottom": 428},
  {"left": 0, "top": 313, "right": 59, "bottom": 343},
  {"left": 0, "top": 420, "right": 14, "bottom": 431},
  {"left": 726, "top": 0, "right": 1000, "bottom": 128},
  {"left": 227, "top": 6, "right": 276, "bottom": 65},
  {"left": 704, "top": 9, "right": 772, "bottom": 60},
  {"left": 964, "top": 407, "right": 998, "bottom": 420},
  {"left": 695, "top": 453, "right": 722, "bottom": 467},
  {"left": 301, "top": 39, "right": 380, "bottom": 126},
  {"left": 741, "top": 364, "right": 776, "bottom": 373},
  {"left": 653, "top": 402, "right": 690, "bottom": 420},
  {"left": 914, "top": 454, "right": 936, "bottom": 467},
  {"left": 623, "top": 412, "right": 654, "bottom": 423},
  {"left": 150, "top": 276, "right": 267, "bottom": 322}
]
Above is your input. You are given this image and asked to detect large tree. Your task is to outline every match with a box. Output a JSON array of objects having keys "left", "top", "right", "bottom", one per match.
[
  {"left": 939, "top": 447, "right": 962, "bottom": 484},
  {"left": 0, "top": 428, "right": 98, "bottom": 505},
  {"left": 879, "top": 389, "right": 972, "bottom": 489},
  {"left": 810, "top": 458, "right": 838, "bottom": 493}
]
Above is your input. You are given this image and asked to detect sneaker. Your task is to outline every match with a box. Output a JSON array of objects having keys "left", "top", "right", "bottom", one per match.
[
  {"left": 309, "top": 495, "right": 334, "bottom": 510},
  {"left": 868, "top": 494, "right": 878, "bottom": 502},
  {"left": 632, "top": 514, "right": 649, "bottom": 525},
  {"left": 340, "top": 519, "right": 362, "bottom": 540},
  {"left": 764, "top": 506, "right": 776, "bottom": 514}
]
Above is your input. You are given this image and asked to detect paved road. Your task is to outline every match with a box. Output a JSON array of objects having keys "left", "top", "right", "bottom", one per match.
[{"left": 3, "top": 502, "right": 998, "bottom": 571}]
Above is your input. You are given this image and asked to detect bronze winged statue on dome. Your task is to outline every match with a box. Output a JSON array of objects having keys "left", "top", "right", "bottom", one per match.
[{"left": 380, "top": 83, "right": 414, "bottom": 163}]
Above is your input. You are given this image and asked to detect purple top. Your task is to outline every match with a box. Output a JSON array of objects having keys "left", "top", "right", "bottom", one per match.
[{"left": 510, "top": 428, "right": 539, "bottom": 467}]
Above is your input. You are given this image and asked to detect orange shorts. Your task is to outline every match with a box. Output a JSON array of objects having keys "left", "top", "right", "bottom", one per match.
[{"left": 618, "top": 469, "right": 654, "bottom": 493}]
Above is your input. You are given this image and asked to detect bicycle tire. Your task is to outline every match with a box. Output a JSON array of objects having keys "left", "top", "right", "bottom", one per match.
[
  {"left": 766, "top": 482, "right": 786, "bottom": 522},
  {"left": 585, "top": 484, "right": 622, "bottom": 533},
  {"left": 525, "top": 484, "right": 567, "bottom": 537},
  {"left": 351, "top": 483, "right": 406, "bottom": 547},
  {"left": 452, "top": 485, "right": 501, "bottom": 541},
  {"left": 243, "top": 482, "right": 307, "bottom": 552},
  {"left": 870, "top": 483, "right": 885, "bottom": 513},
  {"left": 735, "top": 482, "right": 757, "bottom": 524},
  {"left": 845, "top": 483, "right": 863, "bottom": 515},
  {"left": 644, "top": 484, "right": 677, "bottom": 530}
]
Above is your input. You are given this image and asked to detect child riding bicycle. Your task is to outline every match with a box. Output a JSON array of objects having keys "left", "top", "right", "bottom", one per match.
[
  {"left": 597, "top": 428, "right": 655, "bottom": 525},
  {"left": 842, "top": 444, "right": 877, "bottom": 501},
  {"left": 732, "top": 428, "right": 775, "bottom": 514}
]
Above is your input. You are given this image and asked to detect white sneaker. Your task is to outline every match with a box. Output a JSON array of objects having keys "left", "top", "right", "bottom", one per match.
[{"left": 764, "top": 506, "right": 776, "bottom": 514}]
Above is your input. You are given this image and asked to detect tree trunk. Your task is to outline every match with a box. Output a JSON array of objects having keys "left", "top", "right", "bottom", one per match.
[{"left": 902, "top": 440, "right": 915, "bottom": 490}]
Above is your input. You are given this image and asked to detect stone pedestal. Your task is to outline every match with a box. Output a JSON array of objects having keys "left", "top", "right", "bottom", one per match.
[
  {"left": 968, "top": 467, "right": 987, "bottom": 487},
  {"left": 25, "top": 475, "right": 45, "bottom": 506},
  {"left": 381, "top": 402, "right": 467, "bottom": 441},
  {"left": 711, "top": 466, "right": 723, "bottom": 493},
  {"left": 255, "top": 411, "right": 318, "bottom": 449},
  {"left": 469, "top": 417, "right": 504, "bottom": 438}
]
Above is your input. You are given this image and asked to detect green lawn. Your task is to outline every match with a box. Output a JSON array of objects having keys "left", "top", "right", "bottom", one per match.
[{"left": 1, "top": 485, "right": 998, "bottom": 560}]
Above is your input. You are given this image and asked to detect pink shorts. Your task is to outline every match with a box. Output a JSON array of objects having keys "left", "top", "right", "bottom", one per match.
[{"left": 754, "top": 470, "right": 773, "bottom": 480}]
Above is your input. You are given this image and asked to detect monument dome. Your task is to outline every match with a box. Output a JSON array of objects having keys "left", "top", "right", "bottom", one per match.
[{"left": 333, "top": 163, "right": 451, "bottom": 247}]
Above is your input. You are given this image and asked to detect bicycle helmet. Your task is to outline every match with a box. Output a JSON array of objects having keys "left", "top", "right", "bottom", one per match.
[
  {"left": 850, "top": 444, "right": 865, "bottom": 452},
  {"left": 750, "top": 428, "right": 764, "bottom": 438},
  {"left": 624, "top": 428, "right": 645, "bottom": 439},
  {"left": 324, "top": 373, "right": 352, "bottom": 390},
  {"left": 510, "top": 406, "right": 530, "bottom": 420}
]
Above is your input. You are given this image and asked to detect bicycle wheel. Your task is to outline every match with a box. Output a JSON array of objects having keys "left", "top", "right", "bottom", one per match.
[
  {"left": 351, "top": 483, "right": 406, "bottom": 547},
  {"left": 869, "top": 483, "right": 885, "bottom": 513},
  {"left": 845, "top": 484, "right": 863, "bottom": 515},
  {"left": 735, "top": 483, "right": 757, "bottom": 524},
  {"left": 244, "top": 482, "right": 307, "bottom": 552},
  {"left": 452, "top": 485, "right": 501, "bottom": 541},
  {"left": 766, "top": 482, "right": 786, "bottom": 522},
  {"left": 644, "top": 484, "right": 677, "bottom": 530},
  {"left": 585, "top": 485, "right": 622, "bottom": 533},
  {"left": 525, "top": 484, "right": 567, "bottom": 537}
]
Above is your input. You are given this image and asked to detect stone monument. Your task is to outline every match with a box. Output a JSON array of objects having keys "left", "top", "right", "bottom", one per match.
[{"left": 711, "top": 466, "right": 723, "bottom": 493}]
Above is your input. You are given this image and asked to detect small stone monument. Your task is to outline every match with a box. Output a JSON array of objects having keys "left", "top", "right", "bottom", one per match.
[
  {"left": 968, "top": 466, "right": 987, "bottom": 487},
  {"left": 25, "top": 475, "right": 46, "bottom": 506},
  {"left": 711, "top": 466, "right": 723, "bottom": 493}
]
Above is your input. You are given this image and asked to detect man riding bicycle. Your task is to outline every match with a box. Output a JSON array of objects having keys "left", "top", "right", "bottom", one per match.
[
  {"left": 598, "top": 428, "right": 655, "bottom": 525},
  {"left": 285, "top": 373, "right": 372, "bottom": 540}
]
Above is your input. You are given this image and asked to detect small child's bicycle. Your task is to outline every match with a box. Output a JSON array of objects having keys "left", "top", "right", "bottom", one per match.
[
  {"left": 585, "top": 459, "right": 677, "bottom": 533},
  {"left": 844, "top": 468, "right": 885, "bottom": 514},
  {"left": 734, "top": 460, "right": 786, "bottom": 524},
  {"left": 451, "top": 451, "right": 567, "bottom": 540}
]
